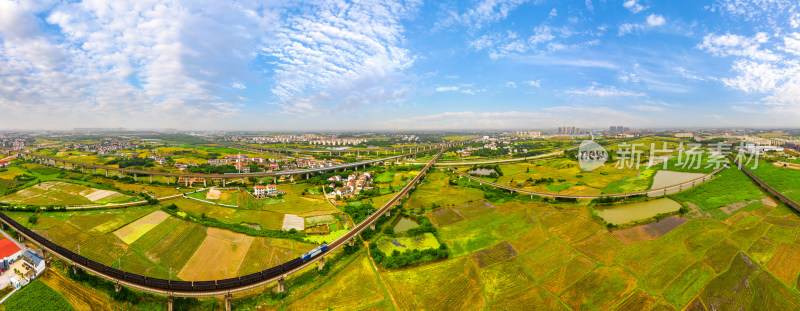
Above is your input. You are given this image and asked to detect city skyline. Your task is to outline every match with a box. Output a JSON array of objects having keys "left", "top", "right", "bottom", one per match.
[{"left": 1, "top": 0, "right": 799, "bottom": 130}]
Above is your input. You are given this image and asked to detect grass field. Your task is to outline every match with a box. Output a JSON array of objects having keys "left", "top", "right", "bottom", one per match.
[
  {"left": 375, "top": 233, "right": 440, "bottom": 254},
  {"left": 382, "top": 256, "right": 485, "bottom": 310},
  {"left": 670, "top": 167, "right": 766, "bottom": 218},
  {"left": 285, "top": 254, "right": 389, "bottom": 310}
]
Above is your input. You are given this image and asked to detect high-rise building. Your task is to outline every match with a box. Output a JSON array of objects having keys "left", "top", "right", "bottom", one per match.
[
  {"left": 558, "top": 126, "right": 580, "bottom": 135},
  {"left": 609, "top": 126, "right": 626, "bottom": 134}
]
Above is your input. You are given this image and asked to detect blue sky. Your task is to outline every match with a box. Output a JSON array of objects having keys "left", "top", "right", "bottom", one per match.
[{"left": 1, "top": 0, "right": 799, "bottom": 130}]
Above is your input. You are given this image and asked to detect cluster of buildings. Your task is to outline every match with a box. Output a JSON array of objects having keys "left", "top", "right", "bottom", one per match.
[
  {"left": 206, "top": 154, "right": 343, "bottom": 173},
  {"left": 609, "top": 126, "right": 631, "bottom": 134},
  {"left": 223, "top": 134, "right": 322, "bottom": 144},
  {"left": 0, "top": 239, "right": 46, "bottom": 289},
  {"left": 69, "top": 139, "right": 142, "bottom": 155},
  {"left": 557, "top": 126, "right": 583, "bottom": 135},
  {"left": 326, "top": 172, "right": 373, "bottom": 197},
  {"left": 515, "top": 131, "right": 542, "bottom": 138},
  {"left": 0, "top": 139, "right": 27, "bottom": 150},
  {"left": 253, "top": 184, "right": 278, "bottom": 197},
  {"left": 308, "top": 138, "right": 366, "bottom": 146}
]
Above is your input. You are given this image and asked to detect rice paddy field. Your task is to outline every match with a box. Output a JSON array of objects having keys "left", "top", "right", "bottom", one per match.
[
  {"left": 0, "top": 181, "right": 134, "bottom": 205},
  {"left": 262, "top": 163, "right": 800, "bottom": 311}
]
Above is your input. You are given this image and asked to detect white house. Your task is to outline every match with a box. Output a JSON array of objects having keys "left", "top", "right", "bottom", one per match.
[
  {"left": 254, "top": 185, "right": 267, "bottom": 196},
  {"left": 21, "top": 250, "right": 45, "bottom": 277}
]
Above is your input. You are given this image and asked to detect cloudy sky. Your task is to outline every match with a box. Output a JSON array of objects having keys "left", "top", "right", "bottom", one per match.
[{"left": 1, "top": 0, "right": 799, "bottom": 130}]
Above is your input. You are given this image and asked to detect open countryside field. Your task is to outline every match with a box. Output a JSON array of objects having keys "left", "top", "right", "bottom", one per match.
[{"left": 0, "top": 181, "right": 133, "bottom": 205}]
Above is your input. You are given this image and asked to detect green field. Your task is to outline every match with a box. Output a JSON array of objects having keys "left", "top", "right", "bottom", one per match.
[
  {"left": 375, "top": 232, "right": 440, "bottom": 254},
  {"left": 1, "top": 279, "right": 75, "bottom": 311}
]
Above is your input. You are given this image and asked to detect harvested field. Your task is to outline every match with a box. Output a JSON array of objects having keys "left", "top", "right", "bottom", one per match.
[
  {"left": 426, "top": 207, "right": 466, "bottom": 227},
  {"left": 39, "top": 270, "right": 113, "bottom": 311},
  {"left": 155, "top": 225, "right": 207, "bottom": 274},
  {"left": 558, "top": 266, "right": 637, "bottom": 310},
  {"left": 703, "top": 239, "right": 740, "bottom": 273},
  {"left": 750, "top": 271, "right": 800, "bottom": 310},
  {"left": 80, "top": 233, "right": 130, "bottom": 266},
  {"left": 747, "top": 237, "right": 780, "bottom": 265},
  {"left": 490, "top": 284, "right": 567, "bottom": 311},
  {"left": 453, "top": 201, "right": 497, "bottom": 219},
  {"left": 287, "top": 254, "right": 387, "bottom": 310},
  {"left": 766, "top": 243, "right": 800, "bottom": 285},
  {"left": 570, "top": 230, "right": 622, "bottom": 264},
  {"left": 33, "top": 223, "right": 90, "bottom": 251},
  {"left": 614, "top": 290, "right": 659, "bottom": 311},
  {"left": 479, "top": 258, "right": 535, "bottom": 303},
  {"left": 382, "top": 256, "right": 485, "bottom": 310},
  {"left": 700, "top": 253, "right": 760, "bottom": 311},
  {"left": 641, "top": 254, "right": 696, "bottom": 293},
  {"left": 509, "top": 225, "right": 549, "bottom": 255},
  {"left": 663, "top": 262, "right": 715, "bottom": 309},
  {"left": 548, "top": 216, "right": 603, "bottom": 244},
  {"left": 471, "top": 241, "right": 518, "bottom": 268},
  {"left": 540, "top": 255, "right": 595, "bottom": 294},
  {"left": 282, "top": 214, "right": 304, "bottom": 231},
  {"left": 177, "top": 228, "right": 254, "bottom": 281},
  {"left": 611, "top": 215, "right": 688, "bottom": 245},
  {"left": 519, "top": 238, "right": 574, "bottom": 279},
  {"left": 113, "top": 211, "right": 169, "bottom": 244}
]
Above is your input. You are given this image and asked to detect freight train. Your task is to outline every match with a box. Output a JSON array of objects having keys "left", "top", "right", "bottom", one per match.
[{"left": 0, "top": 212, "right": 308, "bottom": 292}]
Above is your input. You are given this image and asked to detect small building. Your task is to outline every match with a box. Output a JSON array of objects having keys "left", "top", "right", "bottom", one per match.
[
  {"left": 9, "top": 274, "right": 27, "bottom": 289},
  {"left": 254, "top": 185, "right": 267, "bottom": 196},
  {"left": 22, "top": 250, "right": 45, "bottom": 277},
  {"left": 0, "top": 160, "right": 10, "bottom": 168},
  {"left": 0, "top": 239, "right": 22, "bottom": 265},
  {"left": 266, "top": 184, "right": 277, "bottom": 195}
]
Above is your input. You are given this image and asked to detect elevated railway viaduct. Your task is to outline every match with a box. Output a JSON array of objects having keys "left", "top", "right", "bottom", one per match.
[
  {"left": 0, "top": 145, "right": 449, "bottom": 310},
  {"left": 0, "top": 140, "right": 466, "bottom": 187}
]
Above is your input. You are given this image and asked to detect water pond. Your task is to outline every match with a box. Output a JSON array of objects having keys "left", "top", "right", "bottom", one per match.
[
  {"left": 595, "top": 198, "right": 682, "bottom": 225},
  {"left": 393, "top": 217, "right": 420, "bottom": 232}
]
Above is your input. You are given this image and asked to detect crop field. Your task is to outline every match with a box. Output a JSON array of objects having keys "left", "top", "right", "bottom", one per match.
[
  {"left": 558, "top": 266, "right": 637, "bottom": 310},
  {"left": 382, "top": 256, "right": 485, "bottom": 310},
  {"left": 750, "top": 160, "right": 800, "bottom": 203},
  {"left": 39, "top": 269, "right": 114, "bottom": 311},
  {"left": 540, "top": 255, "right": 596, "bottom": 294},
  {"left": 177, "top": 228, "right": 253, "bottom": 280},
  {"left": 113, "top": 210, "right": 169, "bottom": 244},
  {"left": 669, "top": 168, "right": 765, "bottom": 216},
  {"left": 479, "top": 257, "right": 536, "bottom": 303},
  {"left": 470, "top": 241, "right": 518, "bottom": 268},
  {"left": 452, "top": 200, "right": 497, "bottom": 219},
  {"left": 1, "top": 279, "right": 75, "bottom": 311},
  {"left": 766, "top": 243, "right": 800, "bottom": 285},
  {"left": 438, "top": 209, "right": 536, "bottom": 256},
  {"left": 487, "top": 158, "right": 655, "bottom": 195},
  {"left": 0, "top": 181, "right": 132, "bottom": 205},
  {"left": 286, "top": 254, "right": 389, "bottom": 310},
  {"left": 519, "top": 239, "right": 575, "bottom": 279},
  {"left": 700, "top": 253, "right": 762, "bottom": 310},
  {"left": 425, "top": 207, "right": 465, "bottom": 227},
  {"left": 375, "top": 233, "right": 440, "bottom": 255},
  {"left": 129, "top": 216, "right": 181, "bottom": 251},
  {"left": 146, "top": 222, "right": 207, "bottom": 274},
  {"left": 80, "top": 233, "right": 131, "bottom": 265},
  {"left": 167, "top": 198, "right": 284, "bottom": 230},
  {"left": 408, "top": 171, "right": 484, "bottom": 209},
  {"left": 662, "top": 262, "right": 715, "bottom": 308},
  {"left": 66, "top": 213, "right": 129, "bottom": 236}
]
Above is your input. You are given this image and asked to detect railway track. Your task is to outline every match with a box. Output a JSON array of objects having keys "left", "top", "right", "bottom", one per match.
[{"left": 0, "top": 145, "right": 448, "bottom": 299}]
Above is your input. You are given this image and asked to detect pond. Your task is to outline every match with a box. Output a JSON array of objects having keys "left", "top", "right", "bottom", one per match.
[
  {"left": 393, "top": 217, "right": 420, "bottom": 232},
  {"left": 595, "top": 198, "right": 682, "bottom": 225},
  {"left": 650, "top": 170, "right": 706, "bottom": 189},
  {"left": 467, "top": 168, "right": 497, "bottom": 176}
]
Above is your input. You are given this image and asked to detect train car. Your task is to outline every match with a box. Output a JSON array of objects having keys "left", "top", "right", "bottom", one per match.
[
  {"left": 216, "top": 277, "right": 241, "bottom": 289},
  {"left": 86, "top": 260, "right": 105, "bottom": 272},
  {"left": 105, "top": 267, "right": 125, "bottom": 279},
  {"left": 124, "top": 273, "right": 146, "bottom": 285},
  {"left": 239, "top": 272, "right": 262, "bottom": 285},
  {"left": 193, "top": 280, "right": 216, "bottom": 291},
  {"left": 263, "top": 265, "right": 284, "bottom": 280},
  {"left": 170, "top": 280, "right": 194, "bottom": 291},
  {"left": 145, "top": 278, "right": 171, "bottom": 289},
  {"left": 300, "top": 243, "right": 328, "bottom": 261},
  {"left": 72, "top": 253, "right": 89, "bottom": 265},
  {"left": 283, "top": 257, "right": 304, "bottom": 271}
]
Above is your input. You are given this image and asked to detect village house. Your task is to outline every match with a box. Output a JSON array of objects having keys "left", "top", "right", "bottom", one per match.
[{"left": 0, "top": 160, "right": 10, "bottom": 168}]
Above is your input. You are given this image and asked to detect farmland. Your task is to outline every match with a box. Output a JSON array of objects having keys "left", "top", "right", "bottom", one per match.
[{"left": 1, "top": 279, "right": 75, "bottom": 311}]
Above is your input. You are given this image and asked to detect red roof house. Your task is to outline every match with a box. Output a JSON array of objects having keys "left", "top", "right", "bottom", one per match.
[{"left": 0, "top": 239, "right": 22, "bottom": 261}]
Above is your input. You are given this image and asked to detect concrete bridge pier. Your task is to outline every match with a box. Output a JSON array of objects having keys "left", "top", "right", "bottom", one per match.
[
  {"left": 166, "top": 177, "right": 170, "bottom": 185},
  {"left": 114, "top": 282, "right": 121, "bottom": 293},
  {"left": 223, "top": 179, "right": 227, "bottom": 187},
  {"left": 290, "top": 175, "right": 295, "bottom": 183},
  {"left": 150, "top": 175, "right": 153, "bottom": 183},
  {"left": 386, "top": 209, "right": 391, "bottom": 217},
  {"left": 370, "top": 222, "right": 376, "bottom": 230},
  {"left": 167, "top": 296, "right": 174, "bottom": 311},
  {"left": 225, "top": 294, "right": 233, "bottom": 311},
  {"left": 133, "top": 173, "right": 137, "bottom": 182},
  {"left": 204, "top": 179, "right": 207, "bottom": 187},
  {"left": 105, "top": 169, "right": 109, "bottom": 177},
  {"left": 81, "top": 166, "right": 84, "bottom": 174},
  {"left": 318, "top": 256, "right": 325, "bottom": 271},
  {"left": 276, "top": 276, "right": 286, "bottom": 293},
  {"left": 348, "top": 238, "right": 354, "bottom": 246},
  {"left": 274, "top": 176, "right": 277, "bottom": 184}
]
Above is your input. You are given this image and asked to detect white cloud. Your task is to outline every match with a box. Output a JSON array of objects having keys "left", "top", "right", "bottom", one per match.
[
  {"left": 631, "top": 104, "right": 664, "bottom": 112},
  {"left": 646, "top": 14, "right": 666, "bottom": 26},
  {"left": 698, "top": 32, "right": 781, "bottom": 61},
  {"left": 436, "top": 86, "right": 460, "bottom": 92},
  {"left": 783, "top": 32, "right": 800, "bottom": 55},
  {"left": 264, "top": 0, "right": 421, "bottom": 115},
  {"left": 437, "top": 0, "right": 535, "bottom": 30},
  {"left": 623, "top": 0, "right": 647, "bottom": 14},
  {"left": 566, "top": 84, "right": 645, "bottom": 97},
  {"left": 232, "top": 83, "right": 246, "bottom": 89},
  {"left": 549, "top": 8, "right": 557, "bottom": 18},
  {"left": 585, "top": 0, "right": 594, "bottom": 12},
  {"left": 525, "top": 80, "right": 541, "bottom": 87},
  {"left": 505, "top": 81, "right": 517, "bottom": 88}
]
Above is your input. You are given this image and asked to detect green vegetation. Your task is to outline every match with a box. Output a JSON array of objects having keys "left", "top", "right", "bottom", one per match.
[
  {"left": 3, "top": 279, "right": 75, "bottom": 311},
  {"left": 670, "top": 167, "right": 765, "bottom": 216}
]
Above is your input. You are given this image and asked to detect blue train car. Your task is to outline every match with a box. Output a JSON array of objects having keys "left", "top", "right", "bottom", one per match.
[{"left": 301, "top": 243, "right": 328, "bottom": 261}]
